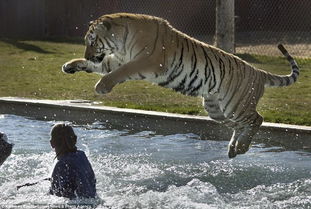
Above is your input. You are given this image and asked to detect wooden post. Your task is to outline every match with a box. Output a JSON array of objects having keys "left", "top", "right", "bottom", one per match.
[{"left": 215, "top": 0, "right": 235, "bottom": 53}]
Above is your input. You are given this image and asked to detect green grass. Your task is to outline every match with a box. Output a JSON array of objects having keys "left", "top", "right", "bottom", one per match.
[{"left": 0, "top": 39, "right": 310, "bottom": 125}]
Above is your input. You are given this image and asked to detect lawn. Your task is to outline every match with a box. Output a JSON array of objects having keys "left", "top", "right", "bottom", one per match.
[{"left": 0, "top": 39, "right": 310, "bottom": 125}]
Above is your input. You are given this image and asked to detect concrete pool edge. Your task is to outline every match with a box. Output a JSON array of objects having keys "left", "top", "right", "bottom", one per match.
[{"left": 0, "top": 97, "right": 310, "bottom": 150}]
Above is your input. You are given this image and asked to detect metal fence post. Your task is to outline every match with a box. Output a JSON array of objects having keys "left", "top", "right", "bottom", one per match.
[{"left": 215, "top": 0, "right": 235, "bottom": 53}]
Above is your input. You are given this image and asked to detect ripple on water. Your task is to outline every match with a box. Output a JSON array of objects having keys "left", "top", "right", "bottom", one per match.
[{"left": 0, "top": 114, "right": 311, "bottom": 208}]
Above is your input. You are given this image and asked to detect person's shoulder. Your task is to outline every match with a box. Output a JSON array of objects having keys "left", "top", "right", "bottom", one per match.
[
  {"left": 54, "top": 158, "right": 68, "bottom": 170},
  {"left": 75, "top": 150, "right": 88, "bottom": 159}
]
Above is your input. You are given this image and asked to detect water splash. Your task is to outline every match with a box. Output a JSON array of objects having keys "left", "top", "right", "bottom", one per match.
[{"left": 1, "top": 114, "right": 311, "bottom": 208}]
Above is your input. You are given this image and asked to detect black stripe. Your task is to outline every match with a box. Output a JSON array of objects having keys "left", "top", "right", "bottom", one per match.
[
  {"left": 228, "top": 58, "right": 233, "bottom": 75},
  {"left": 170, "top": 51, "right": 177, "bottom": 68},
  {"left": 209, "top": 67, "right": 217, "bottom": 92},
  {"left": 285, "top": 77, "right": 290, "bottom": 85},
  {"left": 222, "top": 68, "right": 242, "bottom": 112},
  {"left": 269, "top": 75, "right": 275, "bottom": 86},
  {"left": 149, "top": 23, "right": 159, "bottom": 56},
  {"left": 129, "top": 38, "right": 139, "bottom": 59},
  {"left": 242, "top": 62, "right": 247, "bottom": 79},
  {"left": 293, "top": 68, "right": 299, "bottom": 74},
  {"left": 98, "top": 38, "right": 105, "bottom": 48},
  {"left": 201, "top": 47, "right": 210, "bottom": 84},
  {"left": 206, "top": 49, "right": 217, "bottom": 92},
  {"left": 210, "top": 49, "right": 219, "bottom": 61},
  {"left": 278, "top": 77, "right": 284, "bottom": 86},
  {"left": 176, "top": 33, "right": 179, "bottom": 48},
  {"left": 223, "top": 67, "right": 250, "bottom": 115},
  {"left": 189, "top": 45, "right": 197, "bottom": 78},
  {"left": 287, "top": 55, "right": 294, "bottom": 62},
  {"left": 128, "top": 32, "right": 139, "bottom": 59},
  {"left": 173, "top": 74, "right": 187, "bottom": 92},
  {"left": 174, "top": 45, "right": 184, "bottom": 70},
  {"left": 217, "top": 57, "right": 225, "bottom": 90},
  {"left": 106, "top": 59, "right": 111, "bottom": 73},
  {"left": 158, "top": 65, "right": 184, "bottom": 87},
  {"left": 138, "top": 73, "right": 145, "bottom": 79},
  {"left": 103, "top": 37, "right": 113, "bottom": 49},
  {"left": 189, "top": 79, "right": 203, "bottom": 96},
  {"left": 188, "top": 71, "right": 198, "bottom": 87},
  {"left": 122, "top": 24, "right": 129, "bottom": 53},
  {"left": 221, "top": 67, "right": 235, "bottom": 100},
  {"left": 189, "top": 56, "right": 196, "bottom": 77},
  {"left": 185, "top": 38, "right": 190, "bottom": 51},
  {"left": 230, "top": 81, "right": 249, "bottom": 122},
  {"left": 292, "top": 64, "right": 298, "bottom": 69}
]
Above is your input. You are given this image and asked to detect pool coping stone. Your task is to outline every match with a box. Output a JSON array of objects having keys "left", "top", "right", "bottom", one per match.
[{"left": 0, "top": 97, "right": 310, "bottom": 151}]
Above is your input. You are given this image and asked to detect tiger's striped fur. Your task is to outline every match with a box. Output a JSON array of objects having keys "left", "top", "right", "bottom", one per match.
[{"left": 62, "top": 13, "right": 300, "bottom": 158}]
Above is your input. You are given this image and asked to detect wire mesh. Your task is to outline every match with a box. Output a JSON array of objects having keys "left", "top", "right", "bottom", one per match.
[
  {"left": 112, "top": 0, "right": 311, "bottom": 58},
  {"left": 1, "top": 0, "right": 310, "bottom": 57}
]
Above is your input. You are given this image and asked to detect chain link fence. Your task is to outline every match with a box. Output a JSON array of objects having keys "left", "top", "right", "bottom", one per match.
[
  {"left": 112, "top": 0, "right": 311, "bottom": 58},
  {"left": 1, "top": 0, "right": 310, "bottom": 57},
  {"left": 235, "top": 0, "right": 311, "bottom": 57}
]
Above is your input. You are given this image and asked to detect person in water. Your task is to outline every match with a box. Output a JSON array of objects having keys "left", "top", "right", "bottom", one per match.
[
  {"left": 0, "top": 132, "right": 13, "bottom": 167},
  {"left": 49, "top": 123, "right": 96, "bottom": 199}
]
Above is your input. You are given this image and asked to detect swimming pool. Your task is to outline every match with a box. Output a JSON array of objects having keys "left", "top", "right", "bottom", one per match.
[{"left": 1, "top": 114, "right": 311, "bottom": 208}]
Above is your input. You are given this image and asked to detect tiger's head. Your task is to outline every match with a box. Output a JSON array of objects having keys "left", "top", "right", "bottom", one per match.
[{"left": 84, "top": 18, "right": 123, "bottom": 64}]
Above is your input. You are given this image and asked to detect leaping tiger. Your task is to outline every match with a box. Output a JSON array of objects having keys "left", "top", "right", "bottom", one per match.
[{"left": 62, "top": 13, "right": 300, "bottom": 158}]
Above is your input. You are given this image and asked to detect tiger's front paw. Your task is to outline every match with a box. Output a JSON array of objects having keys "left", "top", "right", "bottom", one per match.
[
  {"left": 62, "top": 58, "right": 90, "bottom": 74},
  {"left": 94, "top": 77, "right": 116, "bottom": 95}
]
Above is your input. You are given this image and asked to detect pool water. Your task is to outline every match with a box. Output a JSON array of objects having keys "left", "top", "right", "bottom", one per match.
[{"left": 0, "top": 114, "right": 311, "bottom": 208}]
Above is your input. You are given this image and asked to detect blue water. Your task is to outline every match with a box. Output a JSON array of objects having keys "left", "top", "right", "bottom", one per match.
[{"left": 0, "top": 114, "right": 311, "bottom": 208}]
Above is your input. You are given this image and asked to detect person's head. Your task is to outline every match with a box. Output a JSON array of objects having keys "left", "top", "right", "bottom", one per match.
[
  {"left": 50, "top": 123, "right": 77, "bottom": 158},
  {"left": 0, "top": 132, "right": 13, "bottom": 166}
]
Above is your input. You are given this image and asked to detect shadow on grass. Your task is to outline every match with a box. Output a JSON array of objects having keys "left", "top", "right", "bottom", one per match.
[{"left": 2, "top": 39, "right": 54, "bottom": 54}]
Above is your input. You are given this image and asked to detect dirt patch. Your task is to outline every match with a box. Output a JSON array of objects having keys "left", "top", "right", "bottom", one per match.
[{"left": 236, "top": 43, "right": 311, "bottom": 58}]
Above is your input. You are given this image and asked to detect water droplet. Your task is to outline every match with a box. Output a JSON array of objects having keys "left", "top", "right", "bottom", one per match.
[
  {"left": 112, "top": 33, "right": 115, "bottom": 37},
  {"left": 75, "top": 26, "right": 79, "bottom": 30},
  {"left": 159, "top": 64, "right": 163, "bottom": 67},
  {"left": 162, "top": 46, "right": 165, "bottom": 50}
]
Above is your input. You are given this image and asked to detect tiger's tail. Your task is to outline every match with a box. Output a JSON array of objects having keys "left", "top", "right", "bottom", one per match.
[{"left": 264, "top": 44, "right": 300, "bottom": 87}]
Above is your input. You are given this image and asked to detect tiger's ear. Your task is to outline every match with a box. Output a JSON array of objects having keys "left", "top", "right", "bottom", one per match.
[
  {"left": 88, "top": 21, "right": 94, "bottom": 27},
  {"left": 95, "top": 21, "right": 111, "bottom": 31},
  {"left": 94, "top": 21, "right": 111, "bottom": 36},
  {"left": 101, "top": 21, "right": 111, "bottom": 31}
]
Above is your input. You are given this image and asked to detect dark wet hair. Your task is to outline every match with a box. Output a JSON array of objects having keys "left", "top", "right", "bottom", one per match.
[{"left": 50, "top": 123, "right": 77, "bottom": 153}]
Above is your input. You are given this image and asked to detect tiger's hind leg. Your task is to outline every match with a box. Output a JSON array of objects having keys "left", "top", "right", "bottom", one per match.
[
  {"left": 228, "top": 111, "right": 263, "bottom": 158},
  {"left": 204, "top": 97, "right": 263, "bottom": 158},
  {"left": 203, "top": 96, "right": 236, "bottom": 127}
]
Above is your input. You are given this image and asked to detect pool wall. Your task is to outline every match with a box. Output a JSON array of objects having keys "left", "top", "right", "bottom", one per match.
[{"left": 0, "top": 97, "right": 310, "bottom": 150}]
